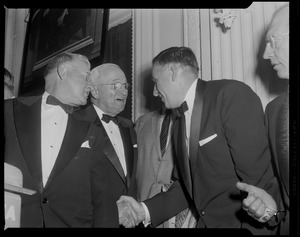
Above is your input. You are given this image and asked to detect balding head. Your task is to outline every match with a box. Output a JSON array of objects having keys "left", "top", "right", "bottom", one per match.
[
  {"left": 90, "top": 63, "right": 123, "bottom": 85},
  {"left": 44, "top": 52, "right": 91, "bottom": 106},
  {"left": 269, "top": 4, "right": 289, "bottom": 35},
  {"left": 263, "top": 4, "right": 289, "bottom": 79}
]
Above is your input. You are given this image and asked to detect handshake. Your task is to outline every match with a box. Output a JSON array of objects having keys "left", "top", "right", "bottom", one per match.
[{"left": 117, "top": 195, "right": 147, "bottom": 228}]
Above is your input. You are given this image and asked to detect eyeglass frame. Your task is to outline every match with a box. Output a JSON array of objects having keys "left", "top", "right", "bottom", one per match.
[
  {"left": 98, "top": 82, "right": 130, "bottom": 90},
  {"left": 266, "top": 32, "right": 289, "bottom": 50}
]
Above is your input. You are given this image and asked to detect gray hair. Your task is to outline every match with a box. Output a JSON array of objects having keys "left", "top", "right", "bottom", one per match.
[{"left": 44, "top": 52, "right": 90, "bottom": 78}]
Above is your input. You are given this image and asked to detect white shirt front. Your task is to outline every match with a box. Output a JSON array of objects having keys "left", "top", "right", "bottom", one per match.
[
  {"left": 41, "top": 92, "right": 68, "bottom": 187},
  {"left": 182, "top": 78, "right": 198, "bottom": 155},
  {"left": 93, "top": 105, "right": 127, "bottom": 176}
]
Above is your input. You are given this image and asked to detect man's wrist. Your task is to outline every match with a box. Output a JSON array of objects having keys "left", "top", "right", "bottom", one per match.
[
  {"left": 141, "top": 202, "right": 151, "bottom": 227},
  {"left": 267, "top": 210, "right": 286, "bottom": 226}
]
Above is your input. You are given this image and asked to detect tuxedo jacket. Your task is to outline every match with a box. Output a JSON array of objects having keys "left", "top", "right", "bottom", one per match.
[
  {"left": 74, "top": 104, "right": 138, "bottom": 227},
  {"left": 135, "top": 108, "right": 175, "bottom": 203},
  {"left": 4, "top": 96, "right": 103, "bottom": 227},
  {"left": 144, "top": 79, "right": 282, "bottom": 234},
  {"left": 265, "top": 92, "right": 289, "bottom": 234}
]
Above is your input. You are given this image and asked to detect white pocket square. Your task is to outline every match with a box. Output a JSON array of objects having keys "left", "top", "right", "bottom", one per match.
[
  {"left": 133, "top": 144, "right": 137, "bottom": 148},
  {"left": 199, "top": 134, "right": 217, "bottom": 146},
  {"left": 81, "top": 140, "right": 91, "bottom": 148}
]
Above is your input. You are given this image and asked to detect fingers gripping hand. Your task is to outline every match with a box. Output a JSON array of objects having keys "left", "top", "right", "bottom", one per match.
[
  {"left": 117, "top": 196, "right": 146, "bottom": 226},
  {"left": 117, "top": 200, "right": 137, "bottom": 228},
  {"left": 236, "top": 182, "right": 277, "bottom": 222}
]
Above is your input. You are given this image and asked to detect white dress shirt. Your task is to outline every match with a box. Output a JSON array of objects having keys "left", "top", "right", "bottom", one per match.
[
  {"left": 41, "top": 92, "right": 68, "bottom": 187},
  {"left": 93, "top": 105, "right": 127, "bottom": 176}
]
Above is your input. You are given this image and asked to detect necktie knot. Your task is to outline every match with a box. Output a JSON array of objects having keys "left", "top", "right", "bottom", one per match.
[
  {"left": 172, "top": 101, "right": 188, "bottom": 118},
  {"left": 102, "top": 114, "right": 119, "bottom": 124},
  {"left": 46, "top": 95, "right": 75, "bottom": 114}
]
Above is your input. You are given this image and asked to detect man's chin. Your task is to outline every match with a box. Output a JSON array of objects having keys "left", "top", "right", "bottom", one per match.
[{"left": 277, "top": 71, "right": 289, "bottom": 80}]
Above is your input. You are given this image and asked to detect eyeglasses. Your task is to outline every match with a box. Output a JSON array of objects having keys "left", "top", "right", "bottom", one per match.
[
  {"left": 99, "top": 82, "right": 130, "bottom": 90},
  {"left": 266, "top": 33, "right": 289, "bottom": 49}
]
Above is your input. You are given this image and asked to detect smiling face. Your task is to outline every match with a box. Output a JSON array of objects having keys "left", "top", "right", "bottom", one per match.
[
  {"left": 91, "top": 64, "right": 128, "bottom": 116},
  {"left": 263, "top": 6, "right": 289, "bottom": 79},
  {"left": 152, "top": 63, "right": 182, "bottom": 109}
]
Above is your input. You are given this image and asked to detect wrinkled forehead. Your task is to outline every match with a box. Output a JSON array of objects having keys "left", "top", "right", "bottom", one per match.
[{"left": 91, "top": 65, "right": 126, "bottom": 83}]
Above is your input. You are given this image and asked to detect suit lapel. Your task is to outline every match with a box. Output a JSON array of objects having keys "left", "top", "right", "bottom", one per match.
[
  {"left": 189, "top": 80, "right": 206, "bottom": 163},
  {"left": 14, "top": 96, "right": 44, "bottom": 193},
  {"left": 174, "top": 79, "right": 207, "bottom": 199},
  {"left": 76, "top": 105, "right": 128, "bottom": 186},
  {"left": 45, "top": 114, "right": 90, "bottom": 189},
  {"left": 118, "top": 121, "right": 133, "bottom": 188},
  {"left": 90, "top": 107, "right": 127, "bottom": 186},
  {"left": 101, "top": 123, "right": 127, "bottom": 186},
  {"left": 152, "top": 112, "right": 162, "bottom": 159}
]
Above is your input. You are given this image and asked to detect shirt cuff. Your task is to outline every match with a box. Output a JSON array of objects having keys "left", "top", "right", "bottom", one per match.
[{"left": 141, "top": 202, "right": 151, "bottom": 227}]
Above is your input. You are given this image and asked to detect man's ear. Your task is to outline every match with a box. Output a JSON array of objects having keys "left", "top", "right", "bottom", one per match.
[
  {"left": 90, "top": 86, "right": 99, "bottom": 99},
  {"left": 57, "top": 64, "right": 67, "bottom": 80}
]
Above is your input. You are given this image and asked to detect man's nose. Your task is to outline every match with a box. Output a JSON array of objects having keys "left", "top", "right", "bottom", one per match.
[
  {"left": 153, "top": 85, "right": 158, "bottom": 97},
  {"left": 263, "top": 43, "right": 274, "bottom": 60}
]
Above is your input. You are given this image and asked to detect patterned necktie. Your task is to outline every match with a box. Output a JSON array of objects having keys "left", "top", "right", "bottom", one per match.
[
  {"left": 46, "top": 95, "right": 75, "bottom": 114},
  {"left": 160, "top": 110, "right": 172, "bottom": 157},
  {"left": 102, "top": 114, "right": 119, "bottom": 125}
]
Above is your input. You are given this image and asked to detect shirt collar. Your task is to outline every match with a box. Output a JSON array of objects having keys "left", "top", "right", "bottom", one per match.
[
  {"left": 93, "top": 104, "right": 110, "bottom": 124},
  {"left": 42, "top": 91, "right": 51, "bottom": 110},
  {"left": 183, "top": 78, "right": 198, "bottom": 114}
]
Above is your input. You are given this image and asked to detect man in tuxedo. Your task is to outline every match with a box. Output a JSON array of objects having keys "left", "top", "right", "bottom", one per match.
[
  {"left": 4, "top": 52, "right": 107, "bottom": 227},
  {"left": 236, "top": 4, "right": 290, "bottom": 235},
  {"left": 135, "top": 104, "right": 198, "bottom": 228},
  {"left": 118, "top": 46, "right": 282, "bottom": 234},
  {"left": 75, "top": 63, "right": 139, "bottom": 227}
]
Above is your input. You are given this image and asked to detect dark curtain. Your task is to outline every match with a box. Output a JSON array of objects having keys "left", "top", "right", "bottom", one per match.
[{"left": 102, "top": 18, "right": 132, "bottom": 120}]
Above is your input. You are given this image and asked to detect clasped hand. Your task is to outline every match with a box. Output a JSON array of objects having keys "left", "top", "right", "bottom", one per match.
[{"left": 117, "top": 195, "right": 146, "bottom": 228}]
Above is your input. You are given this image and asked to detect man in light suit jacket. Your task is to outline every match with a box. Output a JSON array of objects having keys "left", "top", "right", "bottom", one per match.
[
  {"left": 135, "top": 105, "right": 197, "bottom": 228},
  {"left": 4, "top": 52, "right": 105, "bottom": 227},
  {"left": 118, "top": 47, "right": 282, "bottom": 234},
  {"left": 75, "top": 63, "right": 139, "bottom": 227}
]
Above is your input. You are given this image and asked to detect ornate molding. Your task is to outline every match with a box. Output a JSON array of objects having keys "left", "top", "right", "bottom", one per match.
[{"left": 214, "top": 9, "right": 238, "bottom": 31}]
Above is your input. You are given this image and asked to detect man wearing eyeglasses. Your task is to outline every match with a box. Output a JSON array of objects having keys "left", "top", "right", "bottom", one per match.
[
  {"left": 236, "top": 4, "right": 289, "bottom": 235},
  {"left": 75, "top": 63, "right": 139, "bottom": 227},
  {"left": 4, "top": 52, "right": 107, "bottom": 227}
]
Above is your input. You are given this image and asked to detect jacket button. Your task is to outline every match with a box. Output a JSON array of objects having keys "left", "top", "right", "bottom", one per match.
[
  {"left": 200, "top": 211, "right": 205, "bottom": 216},
  {"left": 42, "top": 198, "right": 48, "bottom": 204}
]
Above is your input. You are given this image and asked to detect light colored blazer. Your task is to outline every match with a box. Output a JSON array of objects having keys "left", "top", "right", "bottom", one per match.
[{"left": 135, "top": 109, "right": 175, "bottom": 203}]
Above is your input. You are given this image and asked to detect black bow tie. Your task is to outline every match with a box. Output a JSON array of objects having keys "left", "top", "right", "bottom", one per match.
[
  {"left": 172, "top": 101, "right": 188, "bottom": 118},
  {"left": 102, "top": 114, "right": 119, "bottom": 124},
  {"left": 46, "top": 95, "right": 76, "bottom": 114}
]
